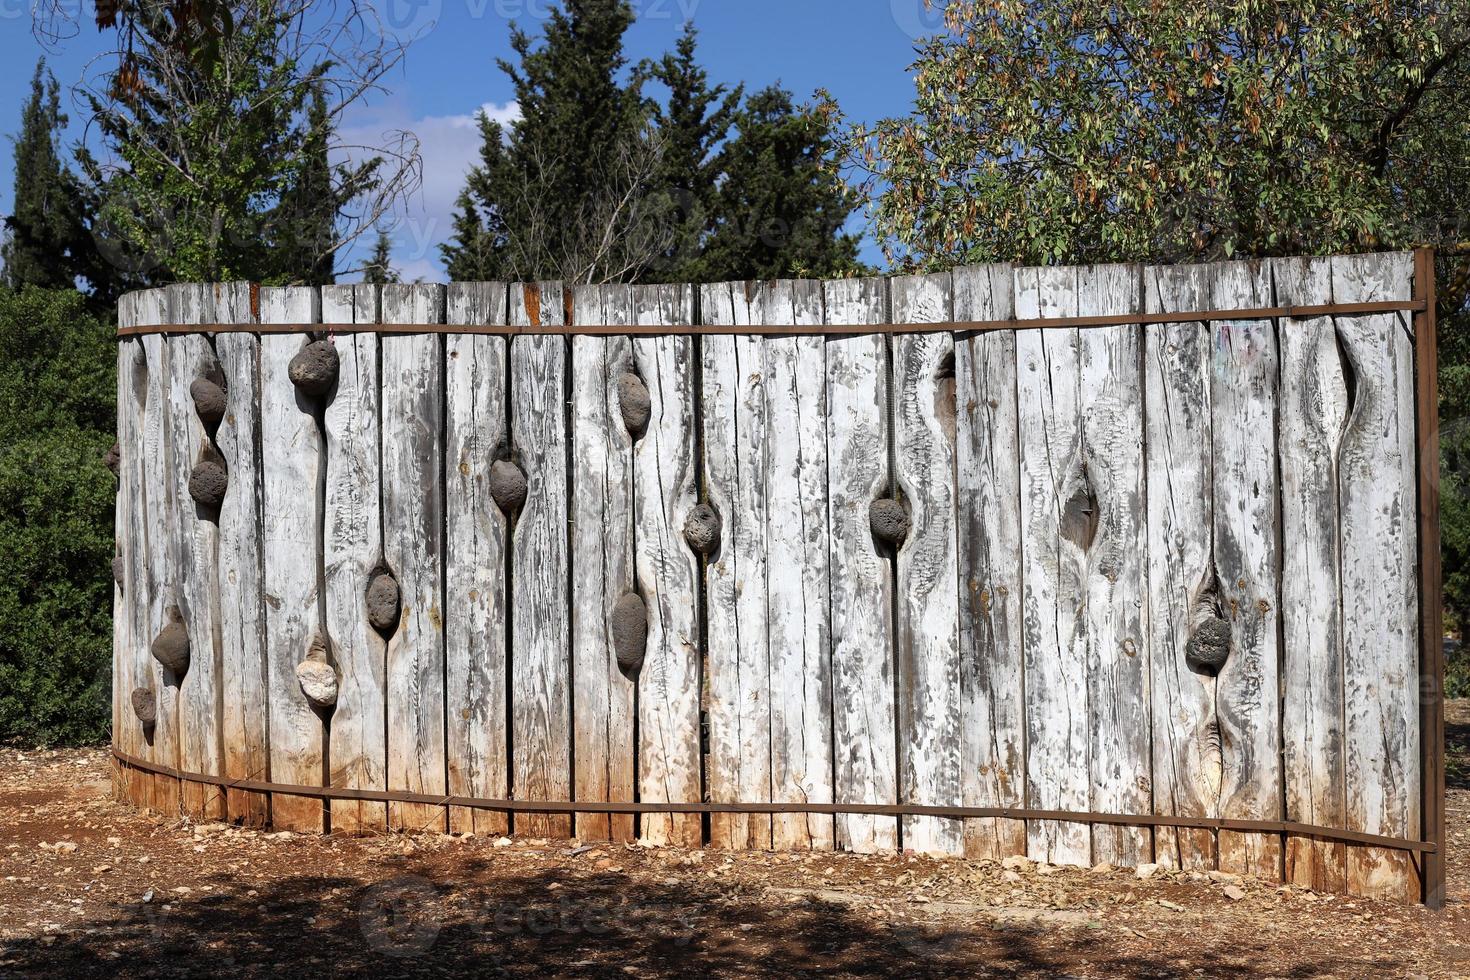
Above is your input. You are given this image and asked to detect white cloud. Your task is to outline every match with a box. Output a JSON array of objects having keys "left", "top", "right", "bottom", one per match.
[{"left": 336, "top": 98, "right": 520, "bottom": 281}]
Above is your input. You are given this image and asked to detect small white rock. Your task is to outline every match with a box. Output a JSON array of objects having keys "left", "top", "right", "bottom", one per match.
[
  {"left": 295, "top": 660, "right": 339, "bottom": 708},
  {"left": 1135, "top": 863, "right": 1160, "bottom": 880}
]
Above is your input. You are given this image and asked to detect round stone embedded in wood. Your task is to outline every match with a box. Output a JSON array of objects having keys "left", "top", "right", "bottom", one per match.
[
  {"left": 151, "top": 620, "right": 190, "bottom": 674},
  {"left": 188, "top": 459, "right": 228, "bottom": 508},
  {"left": 611, "top": 592, "right": 648, "bottom": 676},
  {"left": 288, "top": 340, "right": 339, "bottom": 397}
]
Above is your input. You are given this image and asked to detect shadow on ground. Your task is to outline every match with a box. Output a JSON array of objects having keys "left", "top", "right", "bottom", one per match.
[{"left": 0, "top": 858, "right": 1405, "bottom": 979}]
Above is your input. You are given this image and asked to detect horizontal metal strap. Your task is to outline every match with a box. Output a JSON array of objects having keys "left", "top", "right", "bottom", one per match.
[
  {"left": 114, "top": 299, "right": 1425, "bottom": 339},
  {"left": 112, "top": 749, "right": 1435, "bottom": 854}
]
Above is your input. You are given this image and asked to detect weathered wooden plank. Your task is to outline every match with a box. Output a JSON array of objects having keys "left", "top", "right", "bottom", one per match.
[
  {"left": 760, "top": 280, "right": 834, "bottom": 851},
  {"left": 1077, "top": 265, "right": 1150, "bottom": 868},
  {"left": 823, "top": 277, "right": 897, "bottom": 855},
  {"left": 700, "top": 282, "right": 772, "bottom": 850},
  {"left": 1015, "top": 266, "right": 1090, "bottom": 867},
  {"left": 259, "top": 287, "right": 326, "bottom": 833},
  {"left": 1208, "top": 261, "right": 1283, "bottom": 878},
  {"left": 1272, "top": 256, "right": 1348, "bottom": 892},
  {"left": 381, "top": 284, "right": 449, "bottom": 834},
  {"left": 211, "top": 282, "right": 268, "bottom": 826},
  {"left": 508, "top": 282, "right": 572, "bottom": 839},
  {"left": 445, "top": 282, "right": 511, "bottom": 837},
  {"left": 952, "top": 264, "right": 1027, "bottom": 861},
  {"left": 632, "top": 284, "right": 703, "bottom": 848},
  {"left": 137, "top": 289, "right": 181, "bottom": 815},
  {"left": 115, "top": 297, "right": 152, "bottom": 808},
  {"left": 321, "top": 284, "right": 388, "bottom": 835},
  {"left": 569, "top": 283, "right": 636, "bottom": 843},
  {"left": 890, "top": 272, "right": 963, "bottom": 857},
  {"left": 165, "top": 284, "right": 225, "bottom": 821},
  {"left": 1143, "top": 263, "right": 1219, "bottom": 871},
  {"left": 1332, "top": 251, "right": 1421, "bottom": 902}
]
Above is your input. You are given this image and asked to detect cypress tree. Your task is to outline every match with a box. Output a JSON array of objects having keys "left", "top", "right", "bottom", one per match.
[
  {"left": 363, "top": 230, "right": 400, "bottom": 284},
  {"left": 2, "top": 60, "right": 88, "bottom": 292}
]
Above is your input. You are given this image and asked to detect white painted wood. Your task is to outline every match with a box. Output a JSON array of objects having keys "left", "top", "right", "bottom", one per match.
[
  {"left": 1015, "top": 266, "right": 1090, "bottom": 867},
  {"left": 1332, "top": 251, "right": 1421, "bottom": 902},
  {"left": 1143, "top": 263, "right": 1219, "bottom": 871},
  {"left": 507, "top": 282, "right": 572, "bottom": 839},
  {"left": 115, "top": 298, "right": 153, "bottom": 808},
  {"left": 137, "top": 290, "right": 181, "bottom": 815},
  {"left": 569, "top": 283, "right": 637, "bottom": 843},
  {"left": 632, "top": 284, "right": 703, "bottom": 848},
  {"left": 760, "top": 280, "right": 834, "bottom": 851},
  {"left": 700, "top": 282, "right": 772, "bottom": 850},
  {"left": 1076, "top": 265, "right": 1151, "bottom": 868},
  {"left": 952, "top": 264, "right": 1027, "bottom": 861},
  {"left": 1208, "top": 261, "right": 1283, "bottom": 878},
  {"left": 321, "top": 284, "right": 388, "bottom": 835},
  {"left": 211, "top": 283, "right": 269, "bottom": 826},
  {"left": 164, "top": 284, "right": 225, "bottom": 821},
  {"left": 1272, "top": 256, "right": 1348, "bottom": 892},
  {"left": 823, "top": 277, "right": 897, "bottom": 854},
  {"left": 445, "top": 281, "right": 512, "bottom": 837},
  {"left": 381, "top": 284, "right": 449, "bottom": 833},
  {"left": 260, "top": 287, "right": 326, "bottom": 832},
  {"left": 890, "top": 272, "right": 963, "bottom": 857}
]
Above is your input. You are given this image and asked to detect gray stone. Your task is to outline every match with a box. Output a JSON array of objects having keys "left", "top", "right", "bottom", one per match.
[
  {"left": 1186, "top": 616, "right": 1231, "bottom": 673},
  {"left": 869, "top": 498, "right": 910, "bottom": 546},
  {"left": 489, "top": 459, "right": 528, "bottom": 514},
  {"left": 105, "top": 441, "right": 120, "bottom": 475},
  {"left": 113, "top": 556, "right": 126, "bottom": 588},
  {"left": 683, "top": 503, "right": 721, "bottom": 556},
  {"left": 189, "top": 378, "right": 227, "bottom": 427},
  {"left": 130, "top": 687, "right": 156, "bottom": 726},
  {"left": 365, "top": 573, "right": 401, "bottom": 633},
  {"left": 188, "top": 460, "right": 228, "bottom": 509},
  {"left": 288, "top": 340, "right": 339, "bottom": 397},
  {"left": 296, "top": 659, "right": 339, "bottom": 708},
  {"left": 151, "top": 620, "right": 190, "bottom": 674},
  {"left": 611, "top": 593, "right": 648, "bottom": 676},
  {"left": 616, "top": 373, "right": 651, "bottom": 438}
]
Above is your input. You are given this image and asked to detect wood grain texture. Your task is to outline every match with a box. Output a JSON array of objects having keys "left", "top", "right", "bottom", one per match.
[
  {"left": 823, "top": 277, "right": 897, "bottom": 854},
  {"left": 321, "top": 284, "right": 388, "bottom": 835},
  {"left": 165, "top": 284, "right": 225, "bottom": 821},
  {"left": 1015, "top": 267, "right": 1089, "bottom": 867},
  {"left": 1332, "top": 252, "right": 1421, "bottom": 902},
  {"left": 1077, "top": 265, "right": 1150, "bottom": 868},
  {"left": 1208, "top": 261, "right": 1283, "bottom": 878},
  {"left": 508, "top": 282, "right": 572, "bottom": 839},
  {"left": 890, "top": 273, "right": 963, "bottom": 857},
  {"left": 700, "top": 282, "right": 772, "bottom": 850},
  {"left": 1144, "top": 263, "right": 1219, "bottom": 871},
  {"left": 569, "top": 284, "right": 636, "bottom": 843},
  {"left": 259, "top": 287, "right": 326, "bottom": 832},
  {"left": 761, "top": 281, "right": 834, "bottom": 851},
  {"left": 137, "top": 290, "right": 181, "bottom": 815},
  {"left": 632, "top": 284, "right": 702, "bottom": 847},
  {"left": 381, "top": 284, "right": 449, "bottom": 834},
  {"left": 952, "top": 264, "right": 1027, "bottom": 861},
  {"left": 445, "top": 282, "right": 512, "bottom": 837},
  {"left": 115, "top": 299, "right": 151, "bottom": 808},
  {"left": 212, "top": 283, "right": 269, "bottom": 826},
  {"left": 1272, "top": 256, "right": 1348, "bottom": 892}
]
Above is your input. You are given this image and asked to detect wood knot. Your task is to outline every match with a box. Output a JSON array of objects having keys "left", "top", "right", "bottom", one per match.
[
  {"left": 611, "top": 593, "right": 648, "bottom": 677},
  {"left": 288, "top": 340, "right": 339, "bottom": 398}
]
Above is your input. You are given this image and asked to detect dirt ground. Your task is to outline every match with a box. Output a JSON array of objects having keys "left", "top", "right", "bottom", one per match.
[{"left": 2, "top": 709, "right": 1469, "bottom": 978}]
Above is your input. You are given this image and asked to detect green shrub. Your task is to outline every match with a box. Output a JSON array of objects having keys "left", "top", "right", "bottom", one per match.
[{"left": 0, "top": 287, "right": 115, "bottom": 746}]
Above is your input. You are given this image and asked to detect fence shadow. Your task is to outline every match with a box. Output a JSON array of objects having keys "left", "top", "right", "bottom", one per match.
[{"left": 0, "top": 857, "right": 1409, "bottom": 978}]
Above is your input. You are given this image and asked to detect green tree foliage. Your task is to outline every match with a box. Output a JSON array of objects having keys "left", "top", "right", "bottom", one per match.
[
  {"left": 81, "top": 0, "right": 397, "bottom": 285},
  {"left": 0, "top": 287, "right": 116, "bottom": 745},
  {"left": 363, "top": 229, "right": 400, "bottom": 285},
  {"left": 854, "top": 0, "right": 1470, "bottom": 269},
  {"left": 442, "top": 6, "right": 862, "bottom": 284},
  {"left": 2, "top": 61, "right": 95, "bottom": 293}
]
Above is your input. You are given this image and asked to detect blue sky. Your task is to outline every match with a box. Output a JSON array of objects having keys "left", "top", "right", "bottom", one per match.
[{"left": 0, "top": 1, "right": 946, "bottom": 280}]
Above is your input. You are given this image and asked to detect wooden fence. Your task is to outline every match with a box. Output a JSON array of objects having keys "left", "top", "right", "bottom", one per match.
[{"left": 109, "top": 251, "right": 1445, "bottom": 905}]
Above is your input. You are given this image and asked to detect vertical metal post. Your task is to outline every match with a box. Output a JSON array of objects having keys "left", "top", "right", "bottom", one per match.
[{"left": 1414, "top": 246, "right": 1446, "bottom": 908}]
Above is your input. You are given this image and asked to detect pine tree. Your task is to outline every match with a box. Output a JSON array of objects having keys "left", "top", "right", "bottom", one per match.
[
  {"left": 2, "top": 60, "right": 89, "bottom": 292},
  {"left": 696, "top": 86, "right": 863, "bottom": 282},
  {"left": 641, "top": 24, "right": 741, "bottom": 282},
  {"left": 270, "top": 86, "right": 354, "bottom": 286},
  {"left": 441, "top": 0, "right": 659, "bottom": 283},
  {"left": 363, "top": 230, "right": 400, "bottom": 285}
]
